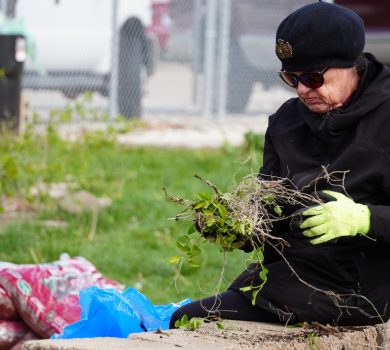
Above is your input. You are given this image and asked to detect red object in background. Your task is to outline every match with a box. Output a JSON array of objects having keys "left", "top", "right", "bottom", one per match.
[
  {"left": 335, "top": 0, "right": 390, "bottom": 30},
  {"left": 147, "top": 1, "right": 171, "bottom": 51}
]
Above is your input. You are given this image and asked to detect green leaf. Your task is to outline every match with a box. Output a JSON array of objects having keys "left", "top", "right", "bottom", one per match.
[
  {"left": 187, "top": 224, "right": 197, "bottom": 235},
  {"left": 259, "top": 267, "right": 269, "bottom": 282},
  {"left": 168, "top": 256, "right": 182, "bottom": 265},
  {"left": 198, "top": 192, "right": 211, "bottom": 200},
  {"left": 274, "top": 204, "right": 282, "bottom": 216},
  {"left": 206, "top": 218, "right": 216, "bottom": 227},
  {"left": 187, "top": 257, "right": 201, "bottom": 268},
  {"left": 253, "top": 248, "right": 264, "bottom": 263},
  {"left": 216, "top": 321, "right": 225, "bottom": 329},
  {"left": 203, "top": 209, "right": 213, "bottom": 215},
  {"left": 190, "top": 245, "right": 201, "bottom": 257},
  {"left": 175, "top": 314, "right": 189, "bottom": 328},
  {"left": 176, "top": 235, "right": 191, "bottom": 252},
  {"left": 188, "top": 317, "right": 204, "bottom": 330},
  {"left": 193, "top": 201, "right": 206, "bottom": 210},
  {"left": 262, "top": 194, "right": 275, "bottom": 203},
  {"left": 286, "top": 322, "right": 305, "bottom": 328},
  {"left": 216, "top": 203, "right": 228, "bottom": 218}
]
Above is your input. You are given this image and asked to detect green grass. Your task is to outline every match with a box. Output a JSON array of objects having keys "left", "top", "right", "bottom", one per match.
[{"left": 0, "top": 126, "right": 263, "bottom": 304}]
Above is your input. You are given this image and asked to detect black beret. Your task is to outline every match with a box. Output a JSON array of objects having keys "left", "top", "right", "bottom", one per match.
[{"left": 275, "top": 2, "right": 365, "bottom": 72}]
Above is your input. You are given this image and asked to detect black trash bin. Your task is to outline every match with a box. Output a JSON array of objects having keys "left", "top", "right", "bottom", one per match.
[{"left": 0, "top": 34, "right": 25, "bottom": 129}]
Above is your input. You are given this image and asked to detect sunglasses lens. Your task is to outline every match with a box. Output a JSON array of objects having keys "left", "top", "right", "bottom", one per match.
[
  {"left": 300, "top": 73, "right": 324, "bottom": 89},
  {"left": 279, "top": 72, "right": 298, "bottom": 87}
]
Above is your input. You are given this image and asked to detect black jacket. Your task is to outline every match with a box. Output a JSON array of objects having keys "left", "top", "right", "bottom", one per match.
[{"left": 230, "top": 54, "right": 390, "bottom": 325}]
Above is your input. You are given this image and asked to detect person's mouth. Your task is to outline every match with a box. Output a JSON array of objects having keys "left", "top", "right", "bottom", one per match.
[{"left": 304, "top": 97, "right": 323, "bottom": 105}]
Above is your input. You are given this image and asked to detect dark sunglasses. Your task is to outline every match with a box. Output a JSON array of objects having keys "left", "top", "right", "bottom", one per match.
[{"left": 278, "top": 67, "right": 329, "bottom": 89}]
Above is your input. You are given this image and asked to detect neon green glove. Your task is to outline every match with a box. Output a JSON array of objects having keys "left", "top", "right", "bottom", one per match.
[{"left": 300, "top": 190, "right": 370, "bottom": 245}]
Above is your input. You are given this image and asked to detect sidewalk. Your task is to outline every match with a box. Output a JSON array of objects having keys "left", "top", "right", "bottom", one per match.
[
  {"left": 23, "top": 320, "right": 380, "bottom": 350},
  {"left": 49, "top": 115, "right": 270, "bottom": 149},
  {"left": 118, "top": 115, "right": 270, "bottom": 148}
]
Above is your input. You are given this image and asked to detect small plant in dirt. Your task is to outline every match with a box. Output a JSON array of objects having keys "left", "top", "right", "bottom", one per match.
[
  {"left": 174, "top": 314, "right": 204, "bottom": 330},
  {"left": 164, "top": 174, "right": 320, "bottom": 303},
  {"left": 174, "top": 314, "right": 226, "bottom": 331}
]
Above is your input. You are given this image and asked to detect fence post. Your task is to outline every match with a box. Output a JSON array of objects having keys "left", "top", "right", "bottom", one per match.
[
  {"left": 109, "top": 0, "right": 119, "bottom": 118},
  {"left": 192, "top": 0, "right": 203, "bottom": 111},
  {"left": 216, "top": 0, "right": 231, "bottom": 120},
  {"left": 202, "top": 0, "right": 218, "bottom": 118}
]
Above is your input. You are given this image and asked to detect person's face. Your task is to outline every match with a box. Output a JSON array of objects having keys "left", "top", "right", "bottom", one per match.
[{"left": 296, "top": 67, "right": 359, "bottom": 114}]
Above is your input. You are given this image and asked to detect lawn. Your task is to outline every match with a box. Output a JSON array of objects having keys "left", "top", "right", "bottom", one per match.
[{"left": 0, "top": 123, "right": 264, "bottom": 304}]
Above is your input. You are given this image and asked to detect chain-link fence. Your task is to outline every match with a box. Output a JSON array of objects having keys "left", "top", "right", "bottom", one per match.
[
  {"left": 2, "top": 0, "right": 315, "bottom": 121},
  {"left": 166, "top": 0, "right": 313, "bottom": 117}
]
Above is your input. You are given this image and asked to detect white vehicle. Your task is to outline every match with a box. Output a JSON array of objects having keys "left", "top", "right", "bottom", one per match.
[{"left": 10, "top": 0, "right": 159, "bottom": 117}]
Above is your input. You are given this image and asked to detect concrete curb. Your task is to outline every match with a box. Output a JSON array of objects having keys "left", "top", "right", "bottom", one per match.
[{"left": 22, "top": 320, "right": 380, "bottom": 350}]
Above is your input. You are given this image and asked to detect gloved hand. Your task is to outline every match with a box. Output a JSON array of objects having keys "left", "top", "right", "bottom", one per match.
[{"left": 300, "top": 190, "right": 370, "bottom": 245}]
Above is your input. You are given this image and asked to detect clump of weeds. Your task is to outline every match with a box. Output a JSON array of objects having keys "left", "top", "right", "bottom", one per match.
[{"left": 164, "top": 174, "right": 321, "bottom": 303}]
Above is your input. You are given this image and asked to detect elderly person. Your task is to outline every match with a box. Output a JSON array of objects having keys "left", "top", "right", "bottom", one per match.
[{"left": 170, "top": 1, "right": 390, "bottom": 327}]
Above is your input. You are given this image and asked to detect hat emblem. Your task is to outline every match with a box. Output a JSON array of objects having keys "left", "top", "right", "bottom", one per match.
[{"left": 276, "top": 39, "right": 293, "bottom": 59}]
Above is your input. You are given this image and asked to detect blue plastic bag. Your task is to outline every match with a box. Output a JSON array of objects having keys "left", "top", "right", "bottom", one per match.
[{"left": 52, "top": 286, "right": 191, "bottom": 339}]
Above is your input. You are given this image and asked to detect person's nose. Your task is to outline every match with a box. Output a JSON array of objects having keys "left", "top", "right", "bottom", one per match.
[{"left": 296, "top": 81, "right": 312, "bottom": 94}]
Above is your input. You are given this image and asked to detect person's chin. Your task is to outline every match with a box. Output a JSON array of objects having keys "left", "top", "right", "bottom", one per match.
[{"left": 305, "top": 102, "right": 329, "bottom": 114}]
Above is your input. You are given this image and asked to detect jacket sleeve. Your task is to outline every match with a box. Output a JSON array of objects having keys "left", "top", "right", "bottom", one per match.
[
  {"left": 366, "top": 151, "right": 390, "bottom": 243},
  {"left": 367, "top": 204, "right": 390, "bottom": 242},
  {"left": 258, "top": 124, "right": 281, "bottom": 178}
]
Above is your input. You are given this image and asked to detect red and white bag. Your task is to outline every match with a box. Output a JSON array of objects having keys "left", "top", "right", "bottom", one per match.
[{"left": 0, "top": 256, "right": 123, "bottom": 338}]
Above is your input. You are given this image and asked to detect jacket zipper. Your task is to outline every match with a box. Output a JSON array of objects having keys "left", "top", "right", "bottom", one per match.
[
  {"left": 319, "top": 111, "right": 332, "bottom": 164},
  {"left": 319, "top": 111, "right": 331, "bottom": 131}
]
